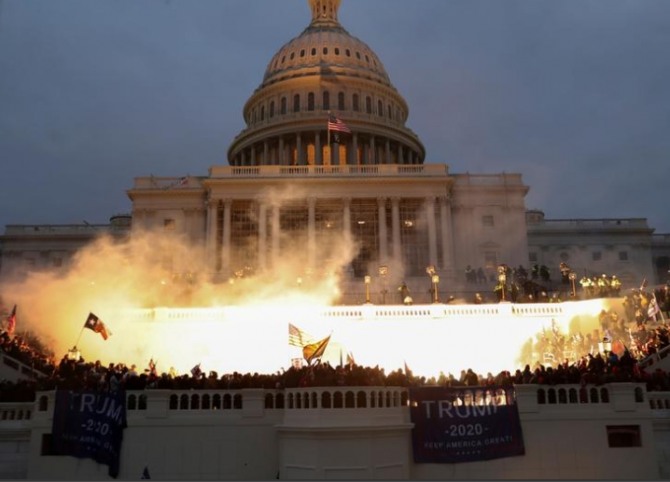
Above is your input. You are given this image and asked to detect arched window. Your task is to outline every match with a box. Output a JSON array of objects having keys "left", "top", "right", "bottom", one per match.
[
  {"left": 338, "top": 92, "right": 345, "bottom": 110},
  {"left": 300, "top": 49, "right": 305, "bottom": 57},
  {"left": 345, "top": 49, "right": 351, "bottom": 57},
  {"left": 322, "top": 91, "right": 330, "bottom": 110},
  {"left": 334, "top": 47, "right": 340, "bottom": 55},
  {"left": 323, "top": 47, "right": 328, "bottom": 55},
  {"left": 308, "top": 93, "right": 315, "bottom": 111},
  {"left": 293, "top": 94, "right": 300, "bottom": 112},
  {"left": 280, "top": 97, "right": 287, "bottom": 115},
  {"left": 366, "top": 96, "right": 372, "bottom": 114},
  {"left": 311, "top": 47, "right": 316, "bottom": 55}
]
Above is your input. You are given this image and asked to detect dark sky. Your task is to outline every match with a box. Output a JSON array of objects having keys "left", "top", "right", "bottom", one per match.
[{"left": 1, "top": 0, "right": 669, "bottom": 232}]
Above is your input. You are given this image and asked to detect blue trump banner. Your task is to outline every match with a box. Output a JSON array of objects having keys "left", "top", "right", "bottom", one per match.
[
  {"left": 409, "top": 386, "right": 525, "bottom": 463},
  {"left": 51, "top": 390, "right": 127, "bottom": 478}
]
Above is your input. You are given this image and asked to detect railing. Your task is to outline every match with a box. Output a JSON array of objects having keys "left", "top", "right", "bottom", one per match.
[
  {"left": 1, "top": 352, "right": 50, "bottom": 379},
  {"left": 638, "top": 344, "right": 670, "bottom": 370},
  {"left": 208, "top": 164, "right": 447, "bottom": 179},
  {"left": 648, "top": 392, "right": 670, "bottom": 412}
]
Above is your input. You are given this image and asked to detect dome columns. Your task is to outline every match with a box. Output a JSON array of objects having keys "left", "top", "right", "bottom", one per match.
[{"left": 230, "top": 131, "right": 422, "bottom": 167}]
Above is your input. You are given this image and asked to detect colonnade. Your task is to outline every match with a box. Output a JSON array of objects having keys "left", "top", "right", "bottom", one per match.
[
  {"left": 230, "top": 131, "right": 422, "bottom": 167},
  {"left": 205, "top": 196, "right": 455, "bottom": 278}
]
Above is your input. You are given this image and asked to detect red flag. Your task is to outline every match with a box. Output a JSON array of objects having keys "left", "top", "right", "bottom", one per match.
[
  {"left": 6, "top": 304, "right": 16, "bottom": 335},
  {"left": 84, "top": 312, "right": 110, "bottom": 340}
]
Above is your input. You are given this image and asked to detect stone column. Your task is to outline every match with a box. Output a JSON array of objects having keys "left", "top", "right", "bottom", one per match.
[
  {"left": 378, "top": 197, "right": 388, "bottom": 264},
  {"left": 258, "top": 201, "right": 267, "bottom": 271},
  {"left": 271, "top": 204, "right": 281, "bottom": 268},
  {"left": 315, "top": 132, "right": 322, "bottom": 166},
  {"left": 221, "top": 199, "right": 232, "bottom": 276},
  {"left": 250, "top": 145, "right": 256, "bottom": 166},
  {"left": 308, "top": 197, "right": 316, "bottom": 271},
  {"left": 426, "top": 196, "right": 438, "bottom": 268},
  {"left": 333, "top": 141, "right": 340, "bottom": 165},
  {"left": 296, "top": 133, "right": 303, "bottom": 165},
  {"left": 385, "top": 138, "right": 391, "bottom": 165},
  {"left": 263, "top": 140, "right": 269, "bottom": 165},
  {"left": 397, "top": 143, "right": 403, "bottom": 165},
  {"left": 352, "top": 133, "right": 358, "bottom": 166},
  {"left": 206, "top": 199, "right": 219, "bottom": 270},
  {"left": 391, "top": 197, "right": 401, "bottom": 262},
  {"left": 369, "top": 136, "right": 376, "bottom": 164},
  {"left": 342, "top": 197, "right": 351, "bottom": 243},
  {"left": 439, "top": 196, "right": 455, "bottom": 271},
  {"left": 279, "top": 137, "right": 284, "bottom": 165}
]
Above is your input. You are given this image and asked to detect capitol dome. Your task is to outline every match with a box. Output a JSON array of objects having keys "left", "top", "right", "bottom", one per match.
[{"left": 227, "top": 0, "right": 425, "bottom": 167}]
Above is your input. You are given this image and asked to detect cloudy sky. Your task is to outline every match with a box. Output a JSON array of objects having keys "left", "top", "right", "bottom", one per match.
[{"left": 1, "top": 0, "right": 669, "bottom": 232}]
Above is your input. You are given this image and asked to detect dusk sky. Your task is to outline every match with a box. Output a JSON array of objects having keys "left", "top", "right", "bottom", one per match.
[{"left": 1, "top": 0, "right": 669, "bottom": 232}]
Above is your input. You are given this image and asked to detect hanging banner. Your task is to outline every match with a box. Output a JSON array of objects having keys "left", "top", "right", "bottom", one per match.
[
  {"left": 51, "top": 390, "right": 127, "bottom": 478},
  {"left": 409, "top": 386, "right": 525, "bottom": 463}
]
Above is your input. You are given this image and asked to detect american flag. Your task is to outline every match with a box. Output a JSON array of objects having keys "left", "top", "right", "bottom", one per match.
[
  {"left": 288, "top": 323, "right": 314, "bottom": 347},
  {"left": 327, "top": 115, "right": 351, "bottom": 134}
]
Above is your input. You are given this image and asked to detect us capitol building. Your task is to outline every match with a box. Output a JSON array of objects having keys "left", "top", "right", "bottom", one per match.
[{"left": 2, "top": 2, "right": 670, "bottom": 480}]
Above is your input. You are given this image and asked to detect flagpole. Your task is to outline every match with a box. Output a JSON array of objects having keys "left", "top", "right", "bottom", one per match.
[
  {"left": 327, "top": 110, "right": 331, "bottom": 151},
  {"left": 73, "top": 325, "right": 86, "bottom": 349}
]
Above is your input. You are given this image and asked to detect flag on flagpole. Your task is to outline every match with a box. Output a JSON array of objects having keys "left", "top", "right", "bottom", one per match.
[
  {"left": 303, "top": 335, "right": 331, "bottom": 365},
  {"left": 327, "top": 114, "right": 351, "bottom": 134},
  {"left": 6, "top": 304, "right": 16, "bottom": 335},
  {"left": 84, "top": 312, "right": 110, "bottom": 340},
  {"left": 648, "top": 297, "right": 660, "bottom": 320},
  {"left": 288, "top": 323, "right": 314, "bottom": 347}
]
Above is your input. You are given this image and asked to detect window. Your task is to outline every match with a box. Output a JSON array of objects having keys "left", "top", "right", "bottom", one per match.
[
  {"left": 352, "top": 94, "right": 359, "bottom": 112},
  {"left": 311, "top": 47, "right": 316, "bottom": 56},
  {"left": 293, "top": 94, "right": 300, "bottom": 112},
  {"left": 322, "top": 91, "right": 329, "bottom": 110},
  {"left": 482, "top": 215, "right": 494, "bottom": 227},
  {"left": 607, "top": 425, "right": 641, "bottom": 447},
  {"left": 323, "top": 47, "right": 328, "bottom": 55},
  {"left": 345, "top": 49, "right": 351, "bottom": 56},
  {"left": 592, "top": 251, "right": 602, "bottom": 261},
  {"left": 338, "top": 92, "right": 345, "bottom": 110},
  {"left": 290, "top": 52, "right": 294, "bottom": 60},
  {"left": 356, "top": 51, "right": 361, "bottom": 59},
  {"left": 300, "top": 49, "right": 305, "bottom": 57},
  {"left": 619, "top": 251, "right": 628, "bottom": 261},
  {"left": 164, "top": 219, "right": 175, "bottom": 231},
  {"left": 280, "top": 97, "right": 287, "bottom": 115},
  {"left": 307, "top": 92, "right": 315, "bottom": 111},
  {"left": 334, "top": 47, "right": 340, "bottom": 55}
]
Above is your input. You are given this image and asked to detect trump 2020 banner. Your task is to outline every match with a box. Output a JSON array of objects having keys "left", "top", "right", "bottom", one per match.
[
  {"left": 51, "top": 390, "right": 127, "bottom": 478},
  {"left": 409, "top": 386, "right": 525, "bottom": 463}
]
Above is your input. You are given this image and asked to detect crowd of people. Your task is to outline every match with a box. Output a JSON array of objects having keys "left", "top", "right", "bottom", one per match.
[{"left": 2, "top": 321, "right": 670, "bottom": 404}]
